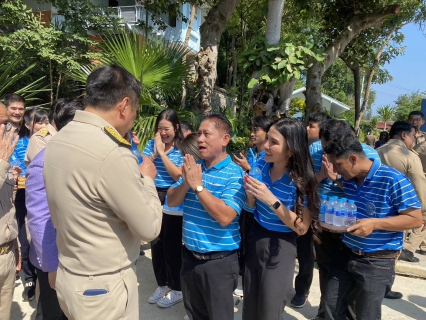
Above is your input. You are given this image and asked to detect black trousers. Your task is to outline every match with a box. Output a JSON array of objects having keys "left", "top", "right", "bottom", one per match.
[
  {"left": 35, "top": 268, "right": 67, "bottom": 320},
  {"left": 315, "top": 230, "right": 356, "bottom": 320},
  {"left": 181, "top": 246, "right": 239, "bottom": 320},
  {"left": 295, "top": 227, "right": 315, "bottom": 296},
  {"left": 237, "top": 209, "right": 254, "bottom": 278},
  {"left": 151, "top": 210, "right": 183, "bottom": 291},
  {"left": 243, "top": 220, "right": 297, "bottom": 320},
  {"left": 15, "top": 189, "right": 37, "bottom": 282}
]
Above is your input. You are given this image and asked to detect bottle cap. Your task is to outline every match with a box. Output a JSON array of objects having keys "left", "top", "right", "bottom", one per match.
[
  {"left": 321, "top": 195, "right": 327, "bottom": 200},
  {"left": 348, "top": 200, "right": 355, "bottom": 204},
  {"left": 341, "top": 198, "right": 347, "bottom": 202}
]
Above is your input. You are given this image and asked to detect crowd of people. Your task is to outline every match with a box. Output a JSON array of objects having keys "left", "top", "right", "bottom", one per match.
[{"left": 0, "top": 64, "right": 425, "bottom": 320}]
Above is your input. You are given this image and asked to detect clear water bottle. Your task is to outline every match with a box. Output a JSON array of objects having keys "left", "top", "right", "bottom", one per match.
[
  {"left": 249, "top": 158, "right": 262, "bottom": 182},
  {"left": 334, "top": 198, "right": 346, "bottom": 227},
  {"left": 344, "top": 200, "right": 357, "bottom": 227},
  {"left": 325, "top": 196, "right": 336, "bottom": 224},
  {"left": 319, "top": 195, "right": 327, "bottom": 223}
]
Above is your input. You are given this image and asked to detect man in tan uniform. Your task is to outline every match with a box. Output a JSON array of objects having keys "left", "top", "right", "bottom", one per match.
[
  {"left": 0, "top": 106, "right": 21, "bottom": 320},
  {"left": 408, "top": 111, "right": 426, "bottom": 146},
  {"left": 415, "top": 140, "right": 426, "bottom": 175},
  {"left": 365, "top": 131, "right": 377, "bottom": 148},
  {"left": 377, "top": 121, "right": 426, "bottom": 264},
  {"left": 44, "top": 65, "right": 163, "bottom": 320}
]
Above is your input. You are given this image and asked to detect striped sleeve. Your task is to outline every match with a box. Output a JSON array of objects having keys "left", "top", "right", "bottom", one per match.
[
  {"left": 390, "top": 174, "right": 421, "bottom": 212},
  {"left": 142, "top": 140, "right": 154, "bottom": 157}
]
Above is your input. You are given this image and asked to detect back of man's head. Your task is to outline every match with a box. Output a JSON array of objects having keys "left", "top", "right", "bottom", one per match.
[
  {"left": 84, "top": 64, "right": 141, "bottom": 111},
  {"left": 308, "top": 112, "right": 331, "bottom": 130},
  {"left": 50, "top": 98, "right": 85, "bottom": 131},
  {"left": 320, "top": 119, "right": 353, "bottom": 142},
  {"left": 389, "top": 121, "right": 415, "bottom": 140},
  {"left": 3, "top": 93, "right": 26, "bottom": 107},
  {"left": 201, "top": 113, "right": 232, "bottom": 136},
  {"left": 324, "top": 134, "right": 364, "bottom": 159}
]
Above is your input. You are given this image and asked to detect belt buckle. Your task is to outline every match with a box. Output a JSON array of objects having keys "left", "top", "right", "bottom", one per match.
[
  {"left": 353, "top": 249, "right": 363, "bottom": 256},
  {"left": 193, "top": 252, "right": 205, "bottom": 260}
]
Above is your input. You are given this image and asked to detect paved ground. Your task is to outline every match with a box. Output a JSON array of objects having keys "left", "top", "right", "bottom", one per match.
[{"left": 11, "top": 246, "right": 426, "bottom": 320}]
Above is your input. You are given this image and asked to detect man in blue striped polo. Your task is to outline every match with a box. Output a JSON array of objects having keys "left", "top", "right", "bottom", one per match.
[
  {"left": 168, "top": 113, "right": 245, "bottom": 320},
  {"left": 323, "top": 133, "right": 422, "bottom": 320}
]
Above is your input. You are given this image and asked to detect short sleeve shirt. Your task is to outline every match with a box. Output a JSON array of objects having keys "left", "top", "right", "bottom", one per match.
[
  {"left": 143, "top": 139, "right": 183, "bottom": 188},
  {"left": 172, "top": 155, "right": 245, "bottom": 253},
  {"left": 341, "top": 158, "right": 421, "bottom": 252}
]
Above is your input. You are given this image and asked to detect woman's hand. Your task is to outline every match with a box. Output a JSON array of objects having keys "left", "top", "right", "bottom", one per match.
[
  {"left": 154, "top": 132, "right": 165, "bottom": 156},
  {"left": 244, "top": 175, "right": 276, "bottom": 207}
]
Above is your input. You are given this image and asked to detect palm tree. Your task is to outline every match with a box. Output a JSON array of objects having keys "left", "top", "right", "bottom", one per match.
[
  {"left": 377, "top": 105, "right": 395, "bottom": 131},
  {"left": 69, "top": 30, "right": 193, "bottom": 147}
]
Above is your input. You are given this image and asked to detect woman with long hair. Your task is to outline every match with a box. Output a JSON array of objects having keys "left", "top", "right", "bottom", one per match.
[
  {"left": 375, "top": 131, "right": 389, "bottom": 149},
  {"left": 242, "top": 117, "right": 320, "bottom": 320},
  {"left": 142, "top": 109, "right": 185, "bottom": 308}
]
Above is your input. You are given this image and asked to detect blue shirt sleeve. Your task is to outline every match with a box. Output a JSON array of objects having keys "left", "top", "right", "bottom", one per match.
[
  {"left": 390, "top": 174, "right": 421, "bottom": 212},
  {"left": 221, "top": 173, "right": 246, "bottom": 215},
  {"left": 142, "top": 140, "right": 154, "bottom": 157}
]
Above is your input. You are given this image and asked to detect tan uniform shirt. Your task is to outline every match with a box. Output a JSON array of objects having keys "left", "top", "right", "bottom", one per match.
[
  {"left": 415, "top": 131, "right": 426, "bottom": 146},
  {"left": 44, "top": 111, "right": 162, "bottom": 275},
  {"left": 24, "top": 124, "right": 57, "bottom": 166},
  {"left": 377, "top": 139, "right": 426, "bottom": 219},
  {"left": 0, "top": 160, "right": 18, "bottom": 247},
  {"left": 365, "top": 134, "right": 377, "bottom": 148},
  {"left": 414, "top": 140, "right": 426, "bottom": 175}
]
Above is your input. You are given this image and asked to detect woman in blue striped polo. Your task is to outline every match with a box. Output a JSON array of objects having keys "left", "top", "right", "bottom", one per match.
[
  {"left": 142, "top": 109, "right": 185, "bottom": 307},
  {"left": 242, "top": 117, "right": 320, "bottom": 320}
]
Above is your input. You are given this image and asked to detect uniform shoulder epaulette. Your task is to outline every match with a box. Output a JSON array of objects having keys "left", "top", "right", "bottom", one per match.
[
  {"left": 36, "top": 127, "right": 49, "bottom": 138},
  {"left": 410, "top": 149, "right": 420, "bottom": 156},
  {"left": 104, "top": 126, "right": 131, "bottom": 148}
]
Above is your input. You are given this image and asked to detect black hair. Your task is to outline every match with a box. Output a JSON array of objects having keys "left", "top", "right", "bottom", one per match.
[
  {"left": 389, "top": 121, "right": 415, "bottom": 139},
  {"left": 408, "top": 111, "right": 424, "bottom": 120},
  {"left": 3, "top": 93, "right": 26, "bottom": 107},
  {"left": 180, "top": 121, "right": 193, "bottom": 133},
  {"left": 324, "top": 134, "right": 365, "bottom": 159},
  {"left": 252, "top": 116, "right": 273, "bottom": 132},
  {"left": 84, "top": 64, "right": 141, "bottom": 111},
  {"left": 18, "top": 108, "right": 49, "bottom": 138},
  {"left": 307, "top": 112, "right": 331, "bottom": 130},
  {"left": 50, "top": 99, "right": 85, "bottom": 131},
  {"left": 271, "top": 118, "right": 320, "bottom": 241},
  {"left": 320, "top": 119, "right": 353, "bottom": 141},
  {"left": 379, "top": 131, "right": 389, "bottom": 141},
  {"left": 201, "top": 113, "right": 232, "bottom": 135},
  {"left": 155, "top": 109, "right": 184, "bottom": 145}
]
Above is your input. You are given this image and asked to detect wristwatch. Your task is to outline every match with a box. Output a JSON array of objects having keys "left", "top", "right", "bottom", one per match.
[
  {"left": 195, "top": 185, "right": 204, "bottom": 194},
  {"left": 270, "top": 200, "right": 281, "bottom": 210}
]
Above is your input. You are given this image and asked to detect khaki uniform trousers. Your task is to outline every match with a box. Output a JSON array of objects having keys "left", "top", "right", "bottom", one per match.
[
  {"left": 405, "top": 226, "right": 426, "bottom": 253},
  {"left": 56, "top": 263, "right": 138, "bottom": 320},
  {"left": 0, "top": 246, "right": 16, "bottom": 320}
]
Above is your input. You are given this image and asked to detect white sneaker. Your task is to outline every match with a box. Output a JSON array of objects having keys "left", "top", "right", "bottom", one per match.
[
  {"left": 234, "top": 286, "right": 244, "bottom": 297},
  {"left": 148, "top": 286, "right": 171, "bottom": 304},
  {"left": 157, "top": 290, "right": 183, "bottom": 308}
]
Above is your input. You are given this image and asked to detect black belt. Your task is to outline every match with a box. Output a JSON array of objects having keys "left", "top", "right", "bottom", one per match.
[
  {"left": 186, "top": 247, "right": 237, "bottom": 261},
  {"left": 352, "top": 249, "right": 399, "bottom": 259}
]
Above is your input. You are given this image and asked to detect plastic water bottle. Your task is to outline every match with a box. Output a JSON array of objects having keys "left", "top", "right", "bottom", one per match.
[
  {"left": 129, "top": 133, "right": 142, "bottom": 164},
  {"left": 319, "top": 195, "right": 327, "bottom": 223},
  {"left": 344, "top": 200, "right": 357, "bottom": 227},
  {"left": 325, "top": 196, "right": 336, "bottom": 224},
  {"left": 334, "top": 198, "right": 346, "bottom": 227},
  {"left": 249, "top": 159, "right": 262, "bottom": 182}
]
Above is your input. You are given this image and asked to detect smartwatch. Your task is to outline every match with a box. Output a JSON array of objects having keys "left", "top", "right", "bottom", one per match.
[{"left": 271, "top": 200, "right": 281, "bottom": 210}]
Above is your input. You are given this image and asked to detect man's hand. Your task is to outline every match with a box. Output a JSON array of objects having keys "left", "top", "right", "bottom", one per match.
[
  {"left": 139, "top": 156, "right": 157, "bottom": 180},
  {"left": 15, "top": 249, "right": 21, "bottom": 275},
  {"left": 12, "top": 166, "right": 23, "bottom": 180},
  {"left": 48, "top": 271, "right": 57, "bottom": 290},
  {"left": 347, "top": 218, "right": 377, "bottom": 237},
  {"left": 182, "top": 155, "right": 202, "bottom": 191},
  {"left": 125, "top": 131, "right": 140, "bottom": 146},
  {"left": 0, "top": 124, "right": 18, "bottom": 162},
  {"left": 321, "top": 154, "right": 338, "bottom": 181},
  {"left": 233, "top": 153, "right": 250, "bottom": 171}
]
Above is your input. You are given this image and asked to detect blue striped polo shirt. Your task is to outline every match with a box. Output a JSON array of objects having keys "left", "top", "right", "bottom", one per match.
[
  {"left": 143, "top": 139, "right": 183, "bottom": 188},
  {"left": 172, "top": 155, "right": 245, "bottom": 253},
  {"left": 310, "top": 141, "right": 380, "bottom": 198},
  {"left": 246, "top": 147, "right": 265, "bottom": 165},
  {"left": 341, "top": 158, "right": 421, "bottom": 252},
  {"left": 11, "top": 136, "right": 29, "bottom": 177},
  {"left": 245, "top": 158, "right": 307, "bottom": 232}
]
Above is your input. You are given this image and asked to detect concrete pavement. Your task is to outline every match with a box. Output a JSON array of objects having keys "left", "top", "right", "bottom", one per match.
[{"left": 11, "top": 246, "right": 426, "bottom": 320}]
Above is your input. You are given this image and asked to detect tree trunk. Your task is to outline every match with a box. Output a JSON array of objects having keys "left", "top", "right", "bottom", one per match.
[
  {"left": 354, "top": 27, "right": 396, "bottom": 131},
  {"left": 181, "top": 4, "right": 197, "bottom": 109},
  {"left": 191, "top": 0, "right": 240, "bottom": 113},
  {"left": 231, "top": 34, "right": 237, "bottom": 88},
  {"left": 305, "top": 5, "right": 401, "bottom": 116},
  {"left": 265, "top": 0, "right": 285, "bottom": 45},
  {"left": 277, "top": 77, "right": 296, "bottom": 115}
]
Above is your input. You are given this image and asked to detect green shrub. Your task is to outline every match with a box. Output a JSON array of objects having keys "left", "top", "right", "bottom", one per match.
[{"left": 227, "top": 136, "right": 250, "bottom": 154}]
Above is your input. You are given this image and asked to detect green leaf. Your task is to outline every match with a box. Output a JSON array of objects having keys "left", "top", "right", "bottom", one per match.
[
  {"left": 248, "top": 78, "right": 259, "bottom": 89},
  {"left": 289, "top": 56, "right": 297, "bottom": 64},
  {"left": 277, "top": 60, "right": 287, "bottom": 69},
  {"left": 267, "top": 46, "right": 280, "bottom": 52},
  {"left": 293, "top": 70, "right": 301, "bottom": 79},
  {"left": 286, "top": 64, "right": 293, "bottom": 73}
]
